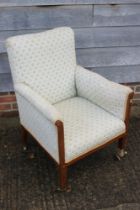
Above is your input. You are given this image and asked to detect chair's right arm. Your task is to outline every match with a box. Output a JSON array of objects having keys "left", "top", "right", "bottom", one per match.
[
  {"left": 15, "top": 83, "right": 63, "bottom": 163},
  {"left": 15, "top": 83, "right": 62, "bottom": 124}
]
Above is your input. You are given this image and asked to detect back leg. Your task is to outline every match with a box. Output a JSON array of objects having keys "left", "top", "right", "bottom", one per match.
[
  {"left": 116, "top": 137, "right": 127, "bottom": 160},
  {"left": 21, "top": 125, "right": 28, "bottom": 151}
]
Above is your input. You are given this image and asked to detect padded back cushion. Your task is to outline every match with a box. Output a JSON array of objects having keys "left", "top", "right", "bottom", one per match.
[{"left": 6, "top": 27, "right": 76, "bottom": 104}]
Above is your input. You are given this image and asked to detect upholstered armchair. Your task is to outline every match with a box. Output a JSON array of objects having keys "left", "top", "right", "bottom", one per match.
[{"left": 6, "top": 27, "right": 133, "bottom": 190}]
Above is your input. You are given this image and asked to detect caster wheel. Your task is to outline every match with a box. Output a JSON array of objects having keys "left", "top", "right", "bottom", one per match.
[
  {"left": 23, "top": 146, "right": 27, "bottom": 151},
  {"left": 115, "top": 149, "right": 127, "bottom": 160}
]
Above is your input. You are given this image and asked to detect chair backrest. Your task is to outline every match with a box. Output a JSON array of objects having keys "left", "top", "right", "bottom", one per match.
[{"left": 6, "top": 27, "right": 77, "bottom": 104}]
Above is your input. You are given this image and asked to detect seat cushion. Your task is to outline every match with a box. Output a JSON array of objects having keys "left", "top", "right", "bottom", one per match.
[{"left": 54, "top": 97, "right": 126, "bottom": 163}]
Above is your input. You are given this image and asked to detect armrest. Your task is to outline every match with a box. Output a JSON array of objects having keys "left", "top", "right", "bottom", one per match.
[
  {"left": 76, "top": 65, "right": 133, "bottom": 121},
  {"left": 15, "top": 83, "right": 62, "bottom": 124}
]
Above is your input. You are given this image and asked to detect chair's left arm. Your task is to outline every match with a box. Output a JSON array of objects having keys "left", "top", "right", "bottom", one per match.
[{"left": 76, "top": 65, "right": 134, "bottom": 123}]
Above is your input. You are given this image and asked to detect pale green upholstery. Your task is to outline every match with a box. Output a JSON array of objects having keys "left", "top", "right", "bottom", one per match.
[{"left": 6, "top": 27, "right": 133, "bottom": 164}]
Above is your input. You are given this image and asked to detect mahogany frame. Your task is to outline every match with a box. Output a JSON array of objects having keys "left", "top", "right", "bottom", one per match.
[{"left": 21, "top": 91, "right": 134, "bottom": 190}]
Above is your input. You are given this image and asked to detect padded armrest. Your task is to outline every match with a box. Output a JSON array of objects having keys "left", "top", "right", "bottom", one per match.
[
  {"left": 15, "top": 83, "right": 62, "bottom": 124},
  {"left": 76, "top": 65, "right": 133, "bottom": 121}
]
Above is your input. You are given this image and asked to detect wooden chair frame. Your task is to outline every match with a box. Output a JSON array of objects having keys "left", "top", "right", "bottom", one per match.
[{"left": 21, "top": 92, "right": 134, "bottom": 190}]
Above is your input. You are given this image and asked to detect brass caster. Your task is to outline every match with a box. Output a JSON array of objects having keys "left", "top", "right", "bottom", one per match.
[
  {"left": 23, "top": 146, "right": 27, "bottom": 151},
  {"left": 115, "top": 149, "right": 127, "bottom": 160},
  {"left": 29, "top": 152, "right": 35, "bottom": 159},
  {"left": 55, "top": 184, "right": 71, "bottom": 193}
]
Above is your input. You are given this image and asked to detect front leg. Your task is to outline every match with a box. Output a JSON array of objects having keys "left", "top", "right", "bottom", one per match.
[{"left": 59, "top": 164, "right": 68, "bottom": 190}]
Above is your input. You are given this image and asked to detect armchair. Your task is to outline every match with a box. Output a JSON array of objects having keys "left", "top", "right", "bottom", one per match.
[{"left": 6, "top": 27, "right": 133, "bottom": 190}]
